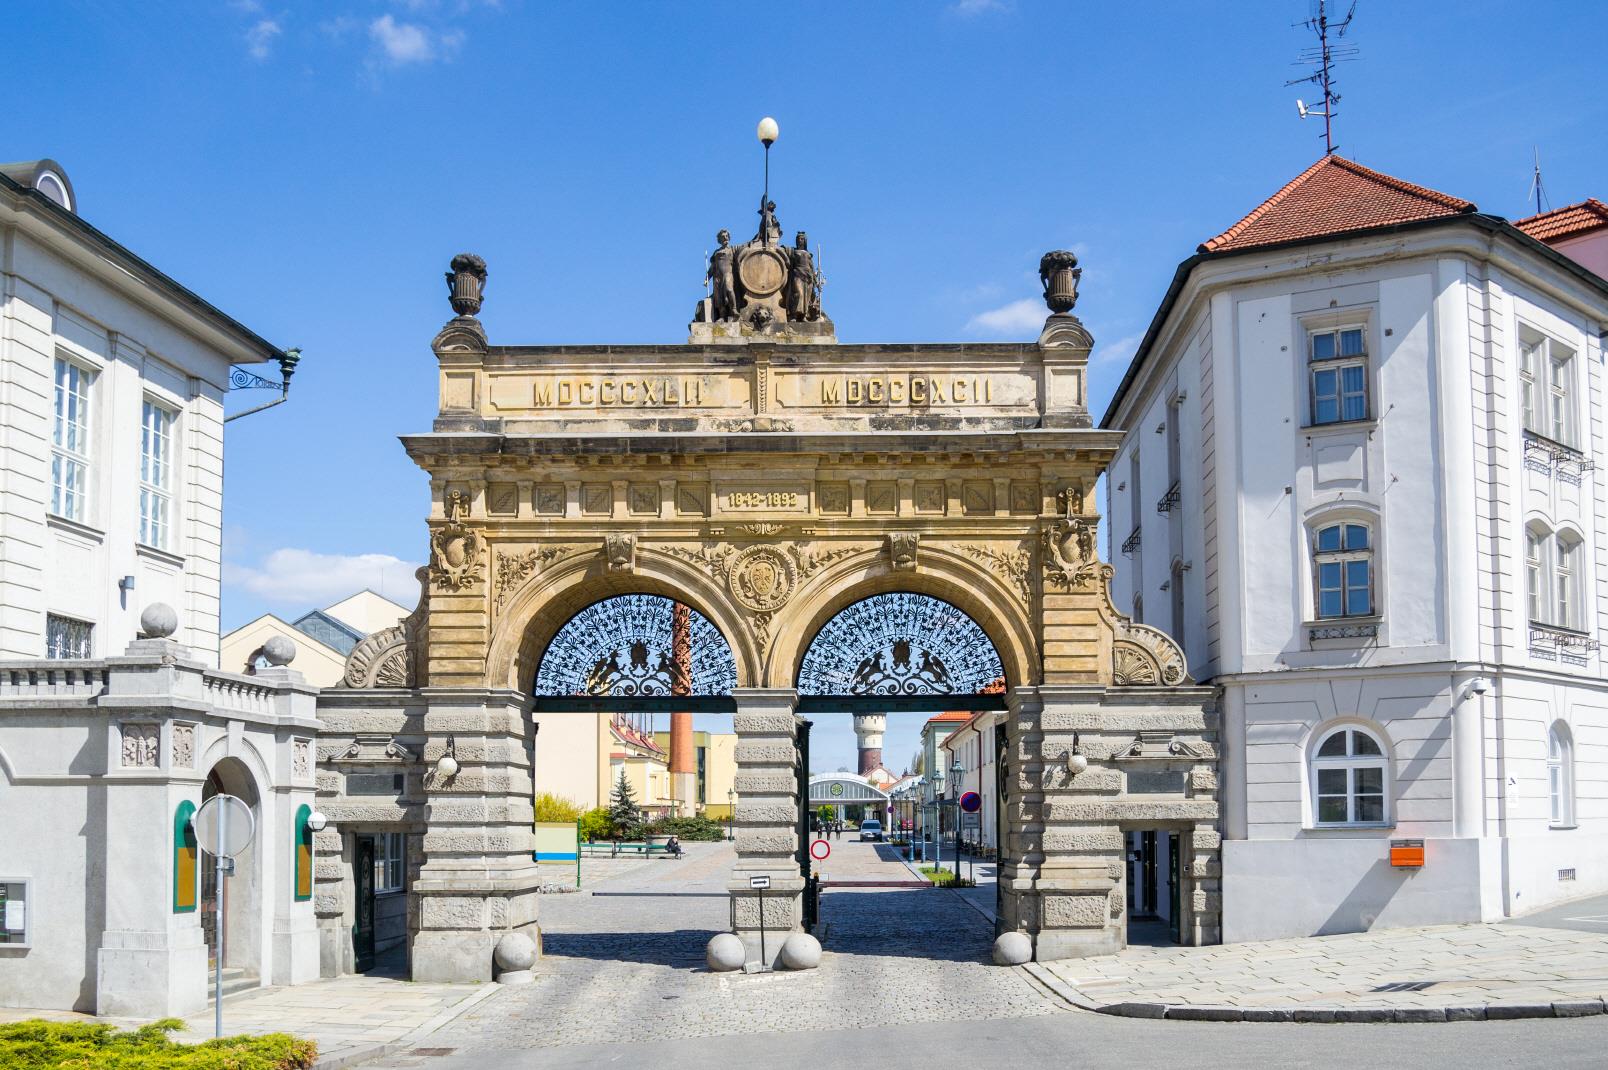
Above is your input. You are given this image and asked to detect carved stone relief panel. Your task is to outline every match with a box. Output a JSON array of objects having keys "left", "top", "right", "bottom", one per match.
[
  {"left": 121, "top": 723, "right": 159, "bottom": 768},
  {"left": 495, "top": 544, "right": 586, "bottom": 611},
  {"left": 171, "top": 723, "right": 196, "bottom": 768},
  {"left": 536, "top": 484, "right": 565, "bottom": 515},
  {"left": 1010, "top": 482, "right": 1039, "bottom": 514},
  {"left": 866, "top": 481, "right": 898, "bottom": 515},
  {"left": 628, "top": 483, "right": 659, "bottom": 515},
  {"left": 817, "top": 482, "right": 849, "bottom": 514},
  {"left": 581, "top": 484, "right": 612, "bottom": 515},
  {"left": 963, "top": 480, "right": 995, "bottom": 515},
  {"left": 293, "top": 738, "right": 312, "bottom": 780},
  {"left": 914, "top": 481, "right": 946, "bottom": 514},
  {"left": 676, "top": 483, "right": 710, "bottom": 517},
  {"left": 961, "top": 541, "right": 1032, "bottom": 607},
  {"left": 487, "top": 483, "right": 519, "bottom": 516}
]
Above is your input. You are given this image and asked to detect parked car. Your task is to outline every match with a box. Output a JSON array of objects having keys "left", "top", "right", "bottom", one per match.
[{"left": 859, "top": 819, "right": 883, "bottom": 842}]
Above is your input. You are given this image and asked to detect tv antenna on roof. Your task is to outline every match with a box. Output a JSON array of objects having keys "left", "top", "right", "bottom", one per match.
[
  {"left": 1288, "top": 0, "right": 1359, "bottom": 156},
  {"left": 1526, "top": 146, "right": 1549, "bottom": 216}
]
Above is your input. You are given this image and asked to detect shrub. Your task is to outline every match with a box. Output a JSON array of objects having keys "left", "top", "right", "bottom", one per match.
[
  {"left": 644, "top": 815, "right": 726, "bottom": 842},
  {"left": 0, "top": 1017, "right": 316, "bottom": 1069},
  {"left": 577, "top": 807, "right": 611, "bottom": 843},
  {"left": 534, "top": 792, "right": 583, "bottom": 823}
]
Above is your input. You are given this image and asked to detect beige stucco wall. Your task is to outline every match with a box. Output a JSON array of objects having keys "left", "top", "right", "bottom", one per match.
[{"left": 219, "top": 614, "right": 347, "bottom": 686}]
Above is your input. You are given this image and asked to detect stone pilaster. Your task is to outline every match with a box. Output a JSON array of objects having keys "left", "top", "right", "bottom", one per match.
[
  {"left": 728, "top": 688, "right": 802, "bottom": 968},
  {"left": 410, "top": 688, "right": 542, "bottom": 982}
]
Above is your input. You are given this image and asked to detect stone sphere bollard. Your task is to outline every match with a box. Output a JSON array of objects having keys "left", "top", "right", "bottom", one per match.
[
  {"left": 992, "top": 931, "right": 1033, "bottom": 966},
  {"left": 705, "top": 932, "right": 745, "bottom": 972},
  {"left": 779, "top": 932, "right": 822, "bottom": 970},
  {"left": 139, "top": 602, "right": 178, "bottom": 639},
  {"left": 494, "top": 932, "right": 537, "bottom": 985},
  {"left": 261, "top": 635, "right": 297, "bottom": 666}
]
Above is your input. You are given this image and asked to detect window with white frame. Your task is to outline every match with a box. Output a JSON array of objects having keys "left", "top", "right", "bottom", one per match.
[
  {"left": 1518, "top": 329, "right": 1577, "bottom": 446},
  {"left": 51, "top": 357, "right": 94, "bottom": 522},
  {"left": 1309, "top": 325, "right": 1368, "bottom": 425},
  {"left": 139, "top": 400, "right": 176, "bottom": 549},
  {"left": 45, "top": 614, "right": 93, "bottom": 659},
  {"left": 374, "top": 832, "right": 406, "bottom": 893},
  {"left": 1549, "top": 722, "right": 1576, "bottom": 827},
  {"left": 1526, "top": 522, "right": 1586, "bottom": 630},
  {"left": 1311, "top": 725, "right": 1388, "bottom": 825},
  {"left": 1313, "top": 521, "right": 1373, "bottom": 619}
]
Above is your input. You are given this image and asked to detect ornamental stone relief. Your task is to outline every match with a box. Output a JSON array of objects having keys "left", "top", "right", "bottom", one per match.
[
  {"left": 1041, "top": 517, "right": 1103, "bottom": 591},
  {"left": 171, "top": 723, "right": 196, "bottom": 768},
  {"left": 342, "top": 567, "right": 428, "bottom": 688},
  {"left": 728, "top": 545, "right": 795, "bottom": 612},
  {"left": 960, "top": 542, "right": 1032, "bottom": 606},
  {"left": 1111, "top": 622, "right": 1189, "bottom": 687},
  {"left": 293, "top": 738, "right": 312, "bottom": 780},
  {"left": 430, "top": 490, "right": 484, "bottom": 591},
  {"left": 494, "top": 544, "right": 585, "bottom": 611},
  {"left": 121, "top": 723, "right": 159, "bottom": 768}
]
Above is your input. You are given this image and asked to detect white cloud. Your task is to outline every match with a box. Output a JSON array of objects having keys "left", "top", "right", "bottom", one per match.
[
  {"left": 225, "top": 548, "right": 422, "bottom": 610},
  {"left": 369, "top": 14, "right": 462, "bottom": 65},
  {"left": 965, "top": 298, "right": 1044, "bottom": 337},
  {"left": 1093, "top": 331, "right": 1146, "bottom": 367},
  {"left": 245, "top": 18, "right": 281, "bottom": 60}
]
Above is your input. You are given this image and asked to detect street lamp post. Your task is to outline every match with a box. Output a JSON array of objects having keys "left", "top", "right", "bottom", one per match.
[{"left": 951, "top": 757, "right": 965, "bottom": 881}]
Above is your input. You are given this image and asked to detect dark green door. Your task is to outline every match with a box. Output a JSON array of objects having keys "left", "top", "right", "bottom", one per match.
[{"left": 354, "top": 836, "right": 376, "bottom": 972}]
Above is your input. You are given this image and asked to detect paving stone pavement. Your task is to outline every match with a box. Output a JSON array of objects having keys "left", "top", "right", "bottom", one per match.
[
  {"left": 360, "top": 840, "right": 1057, "bottom": 1064},
  {"left": 1038, "top": 921, "right": 1608, "bottom": 1018}
]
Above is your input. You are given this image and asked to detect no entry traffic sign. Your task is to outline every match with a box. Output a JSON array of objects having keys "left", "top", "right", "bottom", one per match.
[
  {"left": 810, "top": 838, "right": 831, "bottom": 861},
  {"left": 959, "top": 790, "right": 982, "bottom": 814}
]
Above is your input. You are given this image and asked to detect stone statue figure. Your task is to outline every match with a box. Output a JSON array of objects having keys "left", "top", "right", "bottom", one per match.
[
  {"left": 757, "top": 197, "right": 781, "bottom": 246},
  {"left": 786, "top": 232, "right": 817, "bottom": 322},
  {"left": 706, "top": 229, "right": 738, "bottom": 322}
]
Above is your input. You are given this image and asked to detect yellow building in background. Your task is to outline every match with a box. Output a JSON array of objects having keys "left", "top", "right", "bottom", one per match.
[{"left": 653, "top": 729, "right": 737, "bottom": 820}]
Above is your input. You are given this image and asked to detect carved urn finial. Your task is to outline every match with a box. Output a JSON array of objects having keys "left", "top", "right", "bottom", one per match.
[
  {"left": 446, "top": 253, "right": 488, "bottom": 317},
  {"left": 1039, "top": 250, "right": 1081, "bottom": 314}
]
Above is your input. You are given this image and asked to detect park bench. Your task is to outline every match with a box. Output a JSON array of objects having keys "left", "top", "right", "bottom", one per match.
[{"left": 578, "top": 840, "right": 683, "bottom": 859}]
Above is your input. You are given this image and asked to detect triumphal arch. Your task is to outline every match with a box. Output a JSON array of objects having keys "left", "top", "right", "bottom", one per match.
[{"left": 318, "top": 213, "right": 1221, "bottom": 980}]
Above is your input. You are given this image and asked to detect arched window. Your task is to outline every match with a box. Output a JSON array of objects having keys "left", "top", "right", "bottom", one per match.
[
  {"left": 1310, "top": 724, "right": 1389, "bottom": 826},
  {"left": 1549, "top": 722, "right": 1576, "bottom": 828},
  {"left": 1527, "top": 522, "right": 1587, "bottom": 631},
  {"left": 1312, "top": 521, "right": 1373, "bottom": 619}
]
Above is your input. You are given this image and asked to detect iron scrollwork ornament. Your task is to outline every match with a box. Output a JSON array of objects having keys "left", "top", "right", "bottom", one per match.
[
  {"left": 797, "top": 592, "right": 1005, "bottom": 696},
  {"left": 533, "top": 594, "right": 737, "bottom": 697}
]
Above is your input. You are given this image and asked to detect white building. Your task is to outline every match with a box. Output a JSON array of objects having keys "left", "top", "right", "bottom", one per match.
[
  {"left": 1, "top": 159, "right": 291, "bottom": 664},
  {"left": 1104, "top": 155, "right": 1608, "bottom": 941},
  {"left": 221, "top": 590, "right": 412, "bottom": 687},
  {"left": 0, "top": 159, "right": 314, "bottom": 1016}
]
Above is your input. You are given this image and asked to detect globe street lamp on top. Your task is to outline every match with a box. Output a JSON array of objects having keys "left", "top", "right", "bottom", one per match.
[{"left": 756, "top": 116, "right": 779, "bottom": 146}]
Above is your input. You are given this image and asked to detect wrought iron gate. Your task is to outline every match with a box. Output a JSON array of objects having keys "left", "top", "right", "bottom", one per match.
[{"left": 796, "top": 717, "right": 819, "bottom": 932}]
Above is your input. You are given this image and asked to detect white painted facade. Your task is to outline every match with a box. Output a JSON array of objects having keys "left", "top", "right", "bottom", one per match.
[
  {"left": 1105, "top": 214, "right": 1608, "bottom": 940},
  {"left": 0, "top": 163, "right": 280, "bottom": 665}
]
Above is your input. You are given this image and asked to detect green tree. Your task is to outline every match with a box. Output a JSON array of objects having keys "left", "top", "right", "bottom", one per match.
[
  {"left": 818, "top": 804, "right": 835, "bottom": 822},
  {"left": 608, "top": 768, "right": 643, "bottom": 840},
  {"left": 577, "top": 807, "right": 611, "bottom": 842}
]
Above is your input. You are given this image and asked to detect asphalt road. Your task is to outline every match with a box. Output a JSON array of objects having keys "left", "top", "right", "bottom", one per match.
[{"left": 1506, "top": 891, "right": 1608, "bottom": 934}]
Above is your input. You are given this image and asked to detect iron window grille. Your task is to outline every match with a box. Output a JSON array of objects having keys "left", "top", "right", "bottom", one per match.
[
  {"left": 1156, "top": 481, "right": 1181, "bottom": 514},
  {"left": 45, "top": 614, "right": 93, "bottom": 659},
  {"left": 1120, "top": 527, "right": 1142, "bottom": 556}
]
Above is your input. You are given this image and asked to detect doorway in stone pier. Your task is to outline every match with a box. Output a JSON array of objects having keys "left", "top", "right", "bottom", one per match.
[
  {"left": 1124, "top": 827, "right": 1186, "bottom": 947},
  {"left": 200, "top": 757, "right": 263, "bottom": 985}
]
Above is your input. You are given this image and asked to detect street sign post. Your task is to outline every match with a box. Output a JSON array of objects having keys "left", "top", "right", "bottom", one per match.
[
  {"left": 194, "top": 794, "right": 255, "bottom": 1039},
  {"left": 749, "top": 874, "right": 771, "bottom": 969},
  {"left": 810, "top": 839, "right": 831, "bottom": 861}
]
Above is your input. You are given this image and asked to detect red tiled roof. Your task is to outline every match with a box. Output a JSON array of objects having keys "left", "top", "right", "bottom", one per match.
[
  {"left": 1199, "top": 155, "right": 1476, "bottom": 254},
  {"left": 1515, "top": 199, "right": 1608, "bottom": 244},
  {"left": 927, "top": 711, "right": 975, "bottom": 724}
]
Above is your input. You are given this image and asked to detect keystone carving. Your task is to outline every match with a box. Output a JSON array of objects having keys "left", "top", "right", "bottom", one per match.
[
  {"left": 604, "top": 533, "right": 636, "bottom": 574},
  {"left": 728, "top": 544, "right": 795, "bottom": 612},
  {"left": 887, "top": 533, "right": 919, "bottom": 573}
]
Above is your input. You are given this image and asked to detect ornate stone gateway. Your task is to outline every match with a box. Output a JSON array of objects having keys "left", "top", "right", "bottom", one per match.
[{"left": 315, "top": 225, "right": 1219, "bottom": 978}]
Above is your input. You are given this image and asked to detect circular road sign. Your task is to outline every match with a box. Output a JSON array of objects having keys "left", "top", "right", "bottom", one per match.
[
  {"left": 810, "top": 838, "right": 831, "bottom": 861},
  {"left": 194, "top": 794, "right": 255, "bottom": 858},
  {"left": 959, "top": 791, "right": 982, "bottom": 814}
]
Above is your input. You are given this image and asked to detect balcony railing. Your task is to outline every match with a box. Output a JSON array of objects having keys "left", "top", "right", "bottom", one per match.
[
  {"left": 1156, "top": 481, "right": 1181, "bottom": 514},
  {"left": 1120, "top": 527, "right": 1142, "bottom": 556},
  {"left": 1529, "top": 621, "right": 1600, "bottom": 664}
]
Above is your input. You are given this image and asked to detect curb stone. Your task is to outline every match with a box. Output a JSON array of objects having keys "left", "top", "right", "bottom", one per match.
[
  {"left": 1445, "top": 1006, "right": 1487, "bottom": 1022},
  {"left": 1552, "top": 999, "right": 1604, "bottom": 1017},
  {"left": 1165, "top": 1005, "right": 1243, "bottom": 1022},
  {"left": 1393, "top": 1008, "right": 1447, "bottom": 1023},
  {"left": 1485, "top": 1003, "right": 1556, "bottom": 1020},
  {"left": 1242, "top": 1008, "right": 1295, "bottom": 1022},
  {"left": 1099, "top": 1001, "right": 1167, "bottom": 1019}
]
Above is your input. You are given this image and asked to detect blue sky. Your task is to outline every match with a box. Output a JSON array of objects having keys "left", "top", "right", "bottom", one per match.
[{"left": 10, "top": 0, "right": 1605, "bottom": 774}]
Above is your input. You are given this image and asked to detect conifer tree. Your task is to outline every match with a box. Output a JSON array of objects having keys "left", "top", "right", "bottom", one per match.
[{"left": 608, "top": 768, "right": 642, "bottom": 840}]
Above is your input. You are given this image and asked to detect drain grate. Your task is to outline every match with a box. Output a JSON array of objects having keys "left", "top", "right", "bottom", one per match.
[{"left": 1372, "top": 981, "right": 1437, "bottom": 992}]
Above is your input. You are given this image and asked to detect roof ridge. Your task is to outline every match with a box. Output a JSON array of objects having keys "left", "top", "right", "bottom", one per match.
[
  {"left": 1198, "top": 155, "right": 1335, "bottom": 253},
  {"left": 1324, "top": 155, "right": 1475, "bottom": 212}
]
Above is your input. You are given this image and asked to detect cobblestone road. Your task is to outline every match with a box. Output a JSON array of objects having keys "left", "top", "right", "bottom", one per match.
[{"left": 363, "top": 841, "right": 1057, "bottom": 1065}]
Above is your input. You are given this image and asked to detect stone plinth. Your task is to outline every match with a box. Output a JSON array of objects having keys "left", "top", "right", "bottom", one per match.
[{"left": 728, "top": 689, "right": 803, "bottom": 967}]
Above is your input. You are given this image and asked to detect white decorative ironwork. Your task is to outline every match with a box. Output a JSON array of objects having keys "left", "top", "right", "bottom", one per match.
[
  {"left": 533, "top": 595, "right": 736, "bottom": 697},
  {"left": 797, "top": 592, "right": 1005, "bottom": 696}
]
